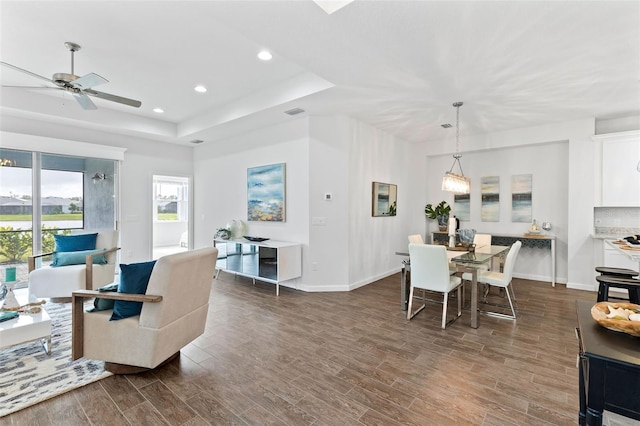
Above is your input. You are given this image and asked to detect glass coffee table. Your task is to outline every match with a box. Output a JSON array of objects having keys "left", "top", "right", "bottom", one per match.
[{"left": 0, "top": 288, "right": 51, "bottom": 354}]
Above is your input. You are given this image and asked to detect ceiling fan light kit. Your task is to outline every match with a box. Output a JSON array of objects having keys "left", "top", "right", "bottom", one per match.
[{"left": 1, "top": 41, "right": 141, "bottom": 110}]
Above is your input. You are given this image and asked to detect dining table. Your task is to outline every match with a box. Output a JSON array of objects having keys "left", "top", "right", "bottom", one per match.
[{"left": 396, "top": 244, "right": 510, "bottom": 329}]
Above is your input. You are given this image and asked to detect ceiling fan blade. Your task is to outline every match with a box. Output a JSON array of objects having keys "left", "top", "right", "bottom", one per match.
[
  {"left": 72, "top": 92, "right": 97, "bottom": 110},
  {"left": 71, "top": 72, "right": 108, "bottom": 90},
  {"left": 85, "top": 89, "right": 141, "bottom": 108},
  {"left": 1, "top": 85, "right": 62, "bottom": 90},
  {"left": 0, "top": 61, "right": 53, "bottom": 84}
]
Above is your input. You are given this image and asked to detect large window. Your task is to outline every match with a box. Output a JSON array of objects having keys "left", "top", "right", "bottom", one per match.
[
  {"left": 153, "top": 176, "right": 188, "bottom": 222},
  {"left": 0, "top": 148, "right": 117, "bottom": 287}
]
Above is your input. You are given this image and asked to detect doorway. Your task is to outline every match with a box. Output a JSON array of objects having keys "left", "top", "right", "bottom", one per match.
[{"left": 152, "top": 175, "right": 189, "bottom": 259}]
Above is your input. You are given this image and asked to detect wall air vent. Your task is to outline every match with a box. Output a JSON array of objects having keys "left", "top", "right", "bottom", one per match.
[
  {"left": 441, "top": 123, "right": 453, "bottom": 128},
  {"left": 284, "top": 108, "right": 305, "bottom": 116},
  {"left": 190, "top": 139, "right": 204, "bottom": 144}
]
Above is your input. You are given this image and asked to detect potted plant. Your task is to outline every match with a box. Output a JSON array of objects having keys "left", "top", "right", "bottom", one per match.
[
  {"left": 214, "top": 227, "right": 231, "bottom": 240},
  {"left": 425, "top": 201, "right": 451, "bottom": 231}
]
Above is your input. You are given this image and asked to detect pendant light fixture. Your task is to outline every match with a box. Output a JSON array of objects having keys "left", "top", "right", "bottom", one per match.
[{"left": 442, "top": 101, "right": 470, "bottom": 194}]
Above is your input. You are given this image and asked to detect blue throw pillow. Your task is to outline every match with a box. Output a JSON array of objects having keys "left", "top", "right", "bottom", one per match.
[
  {"left": 91, "top": 297, "right": 116, "bottom": 311},
  {"left": 54, "top": 233, "right": 98, "bottom": 252},
  {"left": 51, "top": 249, "right": 108, "bottom": 267},
  {"left": 88, "top": 283, "right": 119, "bottom": 312},
  {"left": 110, "top": 260, "right": 156, "bottom": 321}
]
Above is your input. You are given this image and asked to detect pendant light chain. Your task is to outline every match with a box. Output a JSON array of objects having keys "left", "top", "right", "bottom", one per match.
[
  {"left": 455, "top": 101, "right": 463, "bottom": 174},
  {"left": 453, "top": 101, "right": 463, "bottom": 161},
  {"left": 456, "top": 102, "right": 460, "bottom": 153}
]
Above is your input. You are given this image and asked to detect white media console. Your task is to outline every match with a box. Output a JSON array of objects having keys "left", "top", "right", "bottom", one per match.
[{"left": 213, "top": 238, "right": 302, "bottom": 295}]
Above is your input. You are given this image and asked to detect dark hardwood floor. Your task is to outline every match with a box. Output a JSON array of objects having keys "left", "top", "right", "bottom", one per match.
[{"left": 2, "top": 272, "right": 594, "bottom": 425}]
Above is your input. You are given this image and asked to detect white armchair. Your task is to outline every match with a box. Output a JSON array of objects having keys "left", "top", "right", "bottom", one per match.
[
  {"left": 28, "top": 229, "right": 119, "bottom": 300},
  {"left": 71, "top": 247, "right": 218, "bottom": 374}
]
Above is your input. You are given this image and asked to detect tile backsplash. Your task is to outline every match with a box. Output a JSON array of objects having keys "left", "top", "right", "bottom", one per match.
[{"left": 594, "top": 207, "right": 640, "bottom": 236}]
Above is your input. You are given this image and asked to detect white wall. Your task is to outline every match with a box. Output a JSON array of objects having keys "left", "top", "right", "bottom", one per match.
[
  {"left": 193, "top": 116, "right": 415, "bottom": 292},
  {"left": 346, "top": 119, "right": 415, "bottom": 288},
  {"left": 192, "top": 119, "right": 310, "bottom": 289},
  {"left": 306, "top": 116, "right": 350, "bottom": 290},
  {"left": 119, "top": 149, "right": 193, "bottom": 262},
  {"left": 567, "top": 135, "right": 599, "bottom": 290}
]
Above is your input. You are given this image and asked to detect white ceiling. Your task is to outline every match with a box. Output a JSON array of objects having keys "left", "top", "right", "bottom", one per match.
[{"left": 1, "top": 1, "right": 639, "bottom": 147}]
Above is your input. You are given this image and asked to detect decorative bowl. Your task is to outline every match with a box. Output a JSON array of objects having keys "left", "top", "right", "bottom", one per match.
[
  {"left": 591, "top": 301, "right": 640, "bottom": 337},
  {"left": 243, "top": 236, "right": 270, "bottom": 242}
]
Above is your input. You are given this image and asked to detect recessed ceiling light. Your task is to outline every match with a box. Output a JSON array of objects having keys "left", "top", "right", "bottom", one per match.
[
  {"left": 257, "top": 50, "right": 273, "bottom": 61},
  {"left": 153, "top": 107, "right": 164, "bottom": 113},
  {"left": 194, "top": 85, "right": 207, "bottom": 93}
]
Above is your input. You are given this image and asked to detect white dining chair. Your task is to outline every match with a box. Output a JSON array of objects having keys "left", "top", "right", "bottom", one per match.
[
  {"left": 407, "top": 243, "right": 463, "bottom": 328},
  {"left": 473, "top": 233, "right": 492, "bottom": 252},
  {"left": 464, "top": 241, "right": 522, "bottom": 319},
  {"left": 408, "top": 234, "right": 424, "bottom": 244}
]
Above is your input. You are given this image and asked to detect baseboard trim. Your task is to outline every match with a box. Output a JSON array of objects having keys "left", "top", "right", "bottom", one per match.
[
  {"left": 567, "top": 281, "right": 597, "bottom": 291},
  {"left": 296, "top": 267, "right": 401, "bottom": 293}
]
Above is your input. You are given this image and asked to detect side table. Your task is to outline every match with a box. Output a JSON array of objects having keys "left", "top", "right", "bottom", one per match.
[{"left": 0, "top": 288, "right": 51, "bottom": 354}]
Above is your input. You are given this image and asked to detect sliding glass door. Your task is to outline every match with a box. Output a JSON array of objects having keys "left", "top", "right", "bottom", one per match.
[{"left": 0, "top": 148, "right": 118, "bottom": 287}]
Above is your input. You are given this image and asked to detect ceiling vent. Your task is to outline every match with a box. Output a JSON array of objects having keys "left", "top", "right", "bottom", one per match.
[
  {"left": 189, "top": 139, "right": 204, "bottom": 144},
  {"left": 284, "top": 108, "right": 305, "bottom": 116},
  {"left": 441, "top": 123, "right": 453, "bottom": 128}
]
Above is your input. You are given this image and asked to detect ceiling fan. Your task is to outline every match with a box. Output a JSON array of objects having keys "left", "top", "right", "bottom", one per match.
[{"left": 0, "top": 41, "right": 141, "bottom": 110}]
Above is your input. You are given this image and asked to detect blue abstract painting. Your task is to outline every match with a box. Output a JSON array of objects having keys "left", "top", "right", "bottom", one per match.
[
  {"left": 481, "top": 176, "right": 500, "bottom": 222},
  {"left": 454, "top": 193, "right": 470, "bottom": 221},
  {"left": 511, "top": 174, "right": 532, "bottom": 222},
  {"left": 247, "top": 163, "right": 286, "bottom": 222}
]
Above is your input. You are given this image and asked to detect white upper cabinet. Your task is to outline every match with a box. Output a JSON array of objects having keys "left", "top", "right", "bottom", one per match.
[{"left": 597, "top": 131, "right": 640, "bottom": 206}]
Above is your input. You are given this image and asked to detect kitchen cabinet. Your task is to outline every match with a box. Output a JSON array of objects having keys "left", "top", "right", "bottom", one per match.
[
  {"left": 604, "top": 244, "right": 638, "bottom": 271},
  {"left": 599, "top": 131, "right": 640, "bottom": 206}
]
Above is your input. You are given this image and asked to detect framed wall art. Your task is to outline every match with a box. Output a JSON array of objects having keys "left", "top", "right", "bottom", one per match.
[
  {"left": 247, "top": 163, "right": 286, "bottom": 222},
  {"left": 372, "top": 182, "right": 397, "bottom": 217},
  {"left": 511, "top": 174, "right": 532, "bottom": 222},
  {"left": 481, "top": 176, "right": 500, "bottom": 222},
  {"left": 454, "top": 193, "right": 470, "bottom": 221}
]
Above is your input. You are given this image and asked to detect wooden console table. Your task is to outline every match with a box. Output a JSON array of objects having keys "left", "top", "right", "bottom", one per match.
[{"left": 432, "top": 232, "right": 557, "bottom": 286}]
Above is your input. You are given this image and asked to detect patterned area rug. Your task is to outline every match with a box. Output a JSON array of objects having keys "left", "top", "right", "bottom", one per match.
[{"left": 0, "top": 301, "right": 112, "bottom": 417}]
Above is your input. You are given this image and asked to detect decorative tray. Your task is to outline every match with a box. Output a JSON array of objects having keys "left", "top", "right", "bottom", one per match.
[
  {"left": 243, "top": 236, "right": 270, "bottom": 242},
  {"left": 591, "top": 301, "right": 640, "bottom": 337}
]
